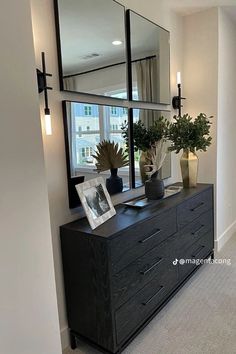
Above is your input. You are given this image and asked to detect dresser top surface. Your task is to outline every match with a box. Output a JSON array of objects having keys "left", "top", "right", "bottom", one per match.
[{"left": 61, "top": 183, "right": 213, "bottom": 239}]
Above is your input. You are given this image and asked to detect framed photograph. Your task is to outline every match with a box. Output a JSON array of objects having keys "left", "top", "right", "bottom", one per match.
[{"left": 75, "top": 177, "right": 116, "bottom": 230}]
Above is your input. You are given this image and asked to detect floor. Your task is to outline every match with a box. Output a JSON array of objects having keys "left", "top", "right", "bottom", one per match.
[{"left": 64, "top": 236, "right": 236, "bottom": 354}]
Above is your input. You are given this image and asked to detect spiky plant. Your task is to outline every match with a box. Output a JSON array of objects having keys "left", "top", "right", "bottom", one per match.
[
  {"left": 145, "top": 139, "right": 168, "bottom": 178},
  {"left": 92, "top": 140, "right": 129, "bottom": 173}
]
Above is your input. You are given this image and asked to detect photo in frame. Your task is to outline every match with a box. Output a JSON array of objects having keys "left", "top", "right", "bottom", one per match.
[{"left": 75, "top": 177, "right": 116, "bottom": 230}]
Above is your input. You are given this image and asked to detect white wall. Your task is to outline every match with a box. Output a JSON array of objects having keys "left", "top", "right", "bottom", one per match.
[
  {"left": 217, "top": 8, "right": 236, "bottom": 248},
  {"left": 183, "top": 8, "right": 218, "bottom": 187},
  {"left": 183, "top": 8, "right": 219, "bottom": 245},
  {"left": 30, "top": 0, "right": 184, "bottom": 349},
  {"left": 0, "top": 1, "right": 61, "bottom": 353},
  {"left": 183, "top": 7, "right": 236, "bottom": 248}
]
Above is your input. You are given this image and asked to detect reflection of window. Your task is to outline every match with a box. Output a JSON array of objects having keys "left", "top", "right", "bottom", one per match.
[
  {"left": 71, "top": 102, "right": 128, "bottom": 168},
  {"left": 111, "top": 124, "right": 118, "bottom": 130},
  {"left": 82, "top": 147, "right": 93, "bottom": 157},
  {"left": 84, "top": 105, "right": 92, "bottom": 116},
  {"left": 111, "top": 107, "right": 118, "bottom": 116},
  {"left": 78, "top": 126, "right": 82, "bottom": 137}
]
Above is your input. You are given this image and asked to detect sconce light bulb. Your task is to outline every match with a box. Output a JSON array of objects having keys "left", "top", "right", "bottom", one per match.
[
  {"left": 112, "top": 40, "right": 122, "bottom": 46},
  {"left": 44, "top": 108, "right": 52, "bottom": 135},
  {"left": 177, "top": 71, "right": 181, "bottom": 85}
]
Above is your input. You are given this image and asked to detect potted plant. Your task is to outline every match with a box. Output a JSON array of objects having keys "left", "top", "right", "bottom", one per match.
[
  {"left": 92, "top": 140, "right": 129, "bottom": 195},
  {"left": 168, "top": 113, "right": 212, "bottom": 188},
  {"left": 121, "top": 117, "right": 169, "bottom": 184}
]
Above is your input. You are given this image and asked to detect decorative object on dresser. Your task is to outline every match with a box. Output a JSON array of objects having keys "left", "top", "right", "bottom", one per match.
[
  {"left": 92, "top": 140, "right": 129, "bottom": 195},
  {"left": 168, "top": 113, "right": 212, "bottom": 188},
  {"left": 121, "top": 116, "right": 169, "bottom": 185},
  {"left": 144, "top": 139, "right": 168, "bottom": 199},
  {"left": 75, "top": 177, "right": 116, "bottom": 230},
  {"left": 61, "top": 183, "right": 214, "bottom": 353}
]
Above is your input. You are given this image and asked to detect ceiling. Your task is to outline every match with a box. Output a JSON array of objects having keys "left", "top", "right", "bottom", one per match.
[{"left": 166, "top": 0, "right": 236, "bottom": 18}]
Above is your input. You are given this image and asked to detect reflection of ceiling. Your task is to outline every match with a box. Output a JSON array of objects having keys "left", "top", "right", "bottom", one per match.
[
  {"left": 58, "top": 0, "right": 167, "bottom": 76},
  {"left": 59, "top": 0, "right": 126, "bottom": 75}
]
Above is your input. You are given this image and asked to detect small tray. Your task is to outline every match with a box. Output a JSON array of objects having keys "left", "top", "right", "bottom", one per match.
[{"left": 122, "top": 185, "right": 182, "bottom": 209}]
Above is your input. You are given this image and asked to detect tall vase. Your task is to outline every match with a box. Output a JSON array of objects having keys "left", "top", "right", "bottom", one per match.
[
  {"left": 139, "top": 151, "right": 151, "bottom": 184},
  {"left": 145, "top": 170, "right": 164, "bottom": 200},
  {"left": 106, "top": 168, "right": 123, "bottom": 195},
  {"left": 180, "top": 149, "right": 198, "bottom": 188}
]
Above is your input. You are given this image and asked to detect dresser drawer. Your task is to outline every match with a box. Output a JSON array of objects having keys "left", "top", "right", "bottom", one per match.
[
  {"left": 177, "top": 188, "right": 213, "bottom": 229},
  {"left": 175, "top": 209, "right": 213, "bottom": 256},
  {"left": 110, "top": 208, "right": 177, "bottom": 274},
  {"left": 178, "top": 230, "right": 214, "bottom": 280},
  {"left": 112, "top": 237, "right": 175, "bottom": 309},
  {"left": 115, "top": 262, "right": 178, "bottom": 344}
]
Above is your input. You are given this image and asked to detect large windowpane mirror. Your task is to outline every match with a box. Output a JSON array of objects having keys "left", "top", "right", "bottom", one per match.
[
  {"left": 132, "top": 109, "right": 171, "bottom": 188},
  {"left": 63, "top": 101, "right": 130, "bottom": 207},
  {"left": 129, "top": 11, "right": 170, "bottom": 104},
  {"left": 55, "top": 0, "right": 127, "bottom": 99}
]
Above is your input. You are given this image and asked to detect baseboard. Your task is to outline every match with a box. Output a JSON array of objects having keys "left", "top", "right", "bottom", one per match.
[
  {"left": 215, "top": 219, "right": 236, "bottom": 251},
  {"left": 61, "top": 326, "right": 69, "bottom": 350}
]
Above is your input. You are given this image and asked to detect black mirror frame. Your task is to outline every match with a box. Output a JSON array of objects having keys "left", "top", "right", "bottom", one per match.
[
  {"left": 54, "top": 2, "right": 172, "bottom": 208},
  {"left": 126, "top": 9, "right": 171, "bottom": 105},
  {"left": 62, "top": 100, "right": 133, "bottom": 208},
  {"left": 54, "top": 0, "right": 128, "bottom": 101}
]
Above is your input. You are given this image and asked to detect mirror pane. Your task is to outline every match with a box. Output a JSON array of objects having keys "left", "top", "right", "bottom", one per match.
[
  {"left": 132, "top": 109, "right": 171, "bottom": 187},
  {"left": 129, "top": 11, "right": 170, "bottom": 104},
  {"left": 64, "top": 101, "right": 130, "bottom": 191},
  {"left": 56, "top": 0, "right": 127, "bottom": 98}
]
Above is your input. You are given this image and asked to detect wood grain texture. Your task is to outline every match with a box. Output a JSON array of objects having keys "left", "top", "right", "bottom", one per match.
[
  {"left": 60, "top": 229, "right": 116, "bottom": 352},
  {"left": 115, "top": 262, "right": 178, "bottom": 344},
  {"left": 177, "top": 188, "right": 212, "bottom": 229},
  {"left": 60, "top": 183, "right": 214, "bottom": 353},
  {"left": 178, "top": 230, "right": 214, "bottom": 280},
  {"left": 112, "top": 235, "right": 177, "bottom": 309},
  {"left": 174, "top": 209, "right": 213, "bottom": 257},
  {"left": 110, "top": 207, "right": 177, "bottom": 274},
  {"left": 62, "top": 183, "right": 212, "bottom": 239}
]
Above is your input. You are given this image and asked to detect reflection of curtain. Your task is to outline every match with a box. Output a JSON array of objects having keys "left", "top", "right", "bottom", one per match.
[
  {"left": 67, "top": 103, "right": 77, "bottom": 176},
  {"left": 136, "top": 58, "right": 157, "bottom": 102},
  {"left": 136, "top": 58, "right": 158, "bottom": 127},
  {"left": 64, "top": 77, "right": 77, "bottom": 91}
]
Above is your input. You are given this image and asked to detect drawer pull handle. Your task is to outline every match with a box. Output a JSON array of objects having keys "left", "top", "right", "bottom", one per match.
[
  {"left": 191, "top": 245, "right": 205, "bottom": 258},
  {"left": 139, "top": 229, "right": 161, "bottom": 243},
  {"left": 191, "top": 202, "right": 204, "bottom": 212},
  {"left": 142, "top": 286, "right": 164, "bottom": 306},
  {"left": 191, "top": 225, "right": 204, "bottom": 236},
  {"left": 140, "top": 258, "right": 163, "bottom": 275}
]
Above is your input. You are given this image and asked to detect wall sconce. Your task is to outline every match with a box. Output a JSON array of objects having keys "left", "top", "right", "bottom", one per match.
[
  {"left": 37, "top": 52, "right": 53, "bottom": 135},
  {"left": 172, "top": 72, "right": 186, "bottom": 116}
]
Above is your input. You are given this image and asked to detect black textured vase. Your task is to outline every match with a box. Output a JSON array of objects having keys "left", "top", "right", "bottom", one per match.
[
  {"left": 145, "top": 171, "right": 164, "bottom": 200},
  {"left": 106, "top": 168, "right": 123, "bottom": 195}
]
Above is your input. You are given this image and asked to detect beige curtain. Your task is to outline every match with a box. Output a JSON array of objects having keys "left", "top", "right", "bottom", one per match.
[
  {"left": 63, "top": 77, "right": 77, "bottom": 91},
  {"left": 135, "top": 57, "right": 158, "bottom": 127}
]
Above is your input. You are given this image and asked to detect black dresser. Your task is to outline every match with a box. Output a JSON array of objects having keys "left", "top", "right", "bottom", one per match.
[{"left": 60, "top": 183, "right": 214, "bottom": 353}]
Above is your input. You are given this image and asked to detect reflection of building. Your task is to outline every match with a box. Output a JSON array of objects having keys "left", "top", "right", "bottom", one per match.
[{"left": 71, "top": 102, "right": 129, "bottom": 167}]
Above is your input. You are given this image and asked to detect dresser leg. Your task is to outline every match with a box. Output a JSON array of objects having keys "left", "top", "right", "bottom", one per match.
[
  {"left": 70, "top": 331, "right": 77, "bottom": 350},
  {"left": 211, "top": 252, "right": 214, "bottom": 260}
]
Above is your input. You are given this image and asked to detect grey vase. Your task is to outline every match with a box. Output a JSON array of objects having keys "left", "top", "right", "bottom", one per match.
[{"left": 145, "top": 171, "right": 164, "bottom": 200}]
